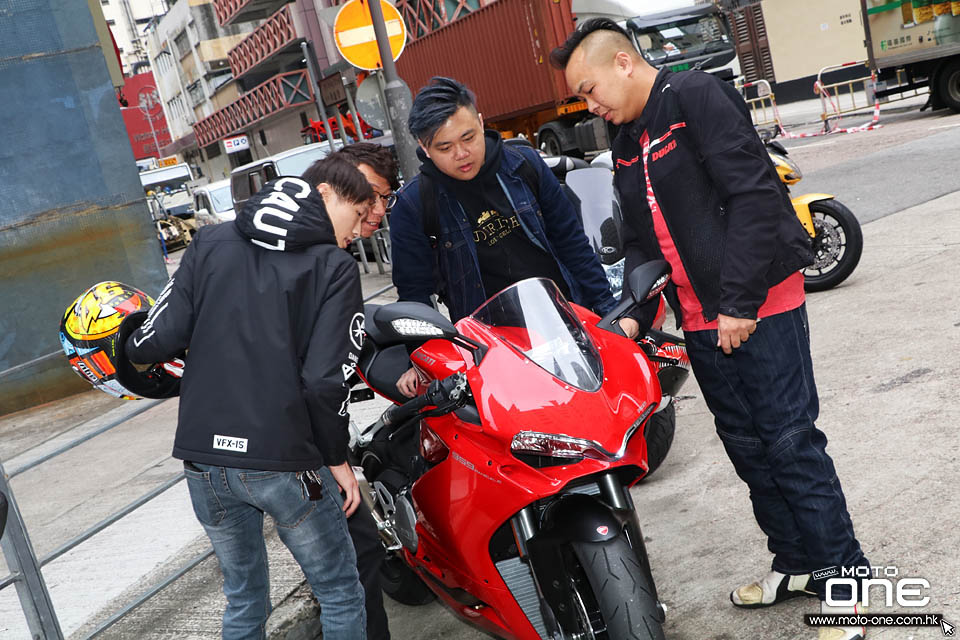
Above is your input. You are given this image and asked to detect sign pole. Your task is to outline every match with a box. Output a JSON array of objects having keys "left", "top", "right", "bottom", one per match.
[
  {"left": 366, "top": 0, "right": 419, "bottom": 181},
  {"left": 343, "top": 76, "right": 365, "bottom": 139},
  {"left": 301, "top": 41, "right": 339, "bottom": 154}
]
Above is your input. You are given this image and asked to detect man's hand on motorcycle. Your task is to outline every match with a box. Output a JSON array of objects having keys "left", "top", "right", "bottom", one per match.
[
  {"left": 618, "top": 317, "right": 640, "bottom": 339},
  {"left": 717, "top": 314, "right": 757, "bottom": 355},
  {"left": 329, "top": 462, "right": 361, "bottom": 517},
  {"left": 396, "top": 367, "right": 419, "bottom": 398}
]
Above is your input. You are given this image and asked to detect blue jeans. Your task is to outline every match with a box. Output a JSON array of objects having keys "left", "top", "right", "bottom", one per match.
[
  {"left": 184, "top": 463, "right": 366, "bottom": 640},
  {"left": 684, "top": 305, "right": 868, "bottom": 599}
]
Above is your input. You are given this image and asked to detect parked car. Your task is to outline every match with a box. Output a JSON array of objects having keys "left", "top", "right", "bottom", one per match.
[
  {"left": 229, "top": 134, "right": 394, "bottom": 211},
  {"left": 193, "top": 179, "right": 235, "bottom": 226}
]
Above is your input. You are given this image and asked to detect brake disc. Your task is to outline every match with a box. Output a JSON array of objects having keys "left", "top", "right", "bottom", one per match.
[{"left": 810, "top": 217, "right": 842, "bottom": 270}]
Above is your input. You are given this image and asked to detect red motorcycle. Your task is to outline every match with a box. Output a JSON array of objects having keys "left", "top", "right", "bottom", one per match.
[{"left": 350, "top": 261, "right": 689, "bottom": 640}]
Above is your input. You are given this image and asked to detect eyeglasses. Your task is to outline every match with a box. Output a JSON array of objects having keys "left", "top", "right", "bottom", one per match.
[{"left": 374, "top": 191, "right": 397, "bottom": 210}]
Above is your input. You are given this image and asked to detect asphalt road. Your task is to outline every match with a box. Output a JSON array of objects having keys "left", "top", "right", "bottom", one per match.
[{"left": 785, "top": 106, "right": 960, "bottom": 223}]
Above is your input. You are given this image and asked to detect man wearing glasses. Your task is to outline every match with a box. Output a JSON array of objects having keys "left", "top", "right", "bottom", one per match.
[
  {"left": 336, "top": 143, "right": 400, "bottom": 239},
  {"left": 301, "top": 142, "right": 399, "bottom": 640}
]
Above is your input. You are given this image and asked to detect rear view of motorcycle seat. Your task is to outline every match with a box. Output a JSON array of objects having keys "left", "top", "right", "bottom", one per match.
[{"left": 360, "top": 304, "right": 413, "bottom": 404}]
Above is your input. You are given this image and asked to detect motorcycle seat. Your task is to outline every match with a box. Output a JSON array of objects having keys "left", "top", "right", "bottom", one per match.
[{"left": 360, "top": 304, "right": 414, "bottom": 404}]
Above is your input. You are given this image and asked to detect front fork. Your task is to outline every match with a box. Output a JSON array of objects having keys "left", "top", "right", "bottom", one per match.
[
  {"left": 511, "top": 471, "right": 661, "bottom": 636},
  {"left": 792, "top": 193, "right": 836, "bottom": 239}
]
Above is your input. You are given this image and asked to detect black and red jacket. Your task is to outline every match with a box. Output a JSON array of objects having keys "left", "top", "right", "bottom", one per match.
[{"left": 613, "top": 69, "right": 813, "bottom": 326}]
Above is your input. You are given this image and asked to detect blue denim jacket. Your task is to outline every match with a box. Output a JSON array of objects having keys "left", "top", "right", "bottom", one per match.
[{"left": 389, "top": 145, "right": 617, "bottom": 322}]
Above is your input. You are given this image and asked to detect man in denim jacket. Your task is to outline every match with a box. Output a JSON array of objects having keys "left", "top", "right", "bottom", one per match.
[{"left": 389, "top": 77, "right": 616, "bottom": 396}]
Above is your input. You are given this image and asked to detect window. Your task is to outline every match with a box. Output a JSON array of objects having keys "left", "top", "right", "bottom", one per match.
[
  {"left": 174, "top": 30, "right": 190, "bottom": 58},
  {"left": 209, "top": 71, "right": 232, "bottom": 93},
  {"left": 186, "top": 81, "right": 205, "bottom": 107}
]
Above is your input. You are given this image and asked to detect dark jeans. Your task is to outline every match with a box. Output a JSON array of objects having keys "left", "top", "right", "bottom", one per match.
[
  {"left": 348, "top": 501, "right": 391, "bottom": 640},
  {"left": 684, "top": 305, "right": 868, "bottom": 600}
]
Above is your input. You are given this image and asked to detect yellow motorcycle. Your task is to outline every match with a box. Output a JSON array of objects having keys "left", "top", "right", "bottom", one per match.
[{"left": 765, "top": 139, "right": 863, "bottom": 292}]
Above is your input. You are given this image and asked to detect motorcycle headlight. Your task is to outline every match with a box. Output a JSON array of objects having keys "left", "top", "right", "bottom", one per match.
[
  {"left": 771, "top": 153, "right": 803, "bottom": 182},
  {"left": 510, "top": 404, "right": 655, "bottom": 462}
]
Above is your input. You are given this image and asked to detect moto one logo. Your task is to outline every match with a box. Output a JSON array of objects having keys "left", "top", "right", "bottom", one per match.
[
  {"left": 826, "top": 566, "right": 930, "bottom": 608},
  {"left": 213, "top": 435, "right": 248, "bottom": 453},
  {"left": 651, "top": 139, "right": 677, "bottom": 162},
  {"left": 813, "top": 567, "right": 840, "bottom": 581}
]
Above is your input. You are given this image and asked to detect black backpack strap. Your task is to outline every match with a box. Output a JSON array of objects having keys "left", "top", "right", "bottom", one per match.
[
  {"left": 418, "top": 172, "right": 440, "bottom": 249},
  {"left": 514, "top": 150, "right": 541, "bottom": 204},
  {"left": 416, "top": 173, "right": 447, "bottom": 304}
]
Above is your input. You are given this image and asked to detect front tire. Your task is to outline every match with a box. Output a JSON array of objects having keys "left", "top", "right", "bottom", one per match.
[
  {"left": 803, "top": 199, "right": 863, "bottom": 292},
  {"left": 643, "top": 401, "right": 675, "bottom": 479},
  {"left": 570, "top": 536, "right": 665, "bottom": 640}
]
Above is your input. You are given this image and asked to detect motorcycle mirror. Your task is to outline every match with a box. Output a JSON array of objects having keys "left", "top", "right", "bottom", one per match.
[
  {"left": 373, "top": 302, "right": 459, "bottom": 342},
  {"left": 596, "top": 260, "right": 672, "bottom": 336},
  {"left": 0, "top": 491, "right": 8, "bottom": 538},
  {"left": 628, "top": 259, "right": 672, "bottom": 303}
]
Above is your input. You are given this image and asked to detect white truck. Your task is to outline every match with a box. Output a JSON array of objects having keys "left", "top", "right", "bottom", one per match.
[{"left": 861, "top": 0, "right": 960, "bottom": 111}]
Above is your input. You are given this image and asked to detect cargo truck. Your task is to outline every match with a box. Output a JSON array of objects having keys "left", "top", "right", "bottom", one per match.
[
  {"left": 395, "top": 0, "right": 738, "bottom": 157},
  {"left": 861, "top": 0, "right": 960, "bottom": 111}
]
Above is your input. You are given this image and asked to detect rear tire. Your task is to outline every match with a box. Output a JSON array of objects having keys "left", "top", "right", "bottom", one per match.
[
  {"left": 539, "top": 130, "right": 562, "bottom": 156},
  {"left": 803, "top": 199, "right": 863, "bottom": 292},
  {"left": 380, "top": 554, "right": 435, "bottom": 606},
  {"left": 936, "top": 57, "right": 960, "bottom": 113},
  {"left": 570, "top": 536, "right": 665, "bottom": 640},
  {"left": 642, "top": 401, "right": 675, "bottom": 479}
]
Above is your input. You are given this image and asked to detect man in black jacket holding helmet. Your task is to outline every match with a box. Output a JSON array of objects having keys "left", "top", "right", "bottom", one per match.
[{"left": 125, "top": 156, "right": 373, "bottom": 640}]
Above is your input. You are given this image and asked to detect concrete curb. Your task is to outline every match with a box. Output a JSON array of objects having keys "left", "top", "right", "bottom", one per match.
[{"left": 267, "top": 582, "right": 321, "bottom": 640}]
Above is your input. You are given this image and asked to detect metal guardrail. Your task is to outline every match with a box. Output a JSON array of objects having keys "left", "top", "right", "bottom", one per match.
[
  {"left": 738, "top": 78, "right": 781, "bottom": 129},
  {"left": 0, "top": 399, "right": 188, "bottom": 639},
  {"left": 0, "top": 279, "right": 397, "bottom": 638},
  {"left": 814, "top": 61, "right": 878, "bottom": 132}
]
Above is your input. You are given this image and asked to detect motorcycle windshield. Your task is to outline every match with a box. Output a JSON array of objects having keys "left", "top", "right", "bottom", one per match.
[
  {"left": 565, "top": 168, "right": 622, "bottom": 265},
  {"left": 471, "top": 278, "right": 603, "bottom": 391}
]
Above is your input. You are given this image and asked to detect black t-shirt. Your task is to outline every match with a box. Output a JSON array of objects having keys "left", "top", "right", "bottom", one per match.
[{"left": 436, "top": 133, "right": 571, "bottom": 301}]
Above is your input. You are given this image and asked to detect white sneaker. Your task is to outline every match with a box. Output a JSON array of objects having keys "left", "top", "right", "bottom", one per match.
[
  {"left": 816, "top": 602, "right": 867, "bottom": 640},
  {"left": 731, "top": 570, "right": 817, "bottom": 608}
]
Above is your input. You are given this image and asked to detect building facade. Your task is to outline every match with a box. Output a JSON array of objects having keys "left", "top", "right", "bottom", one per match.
[
  {"left": 101, "top": 0, "right": 171, "bottom": 74},
  {"left": 145, "top": 0, "right": 255, "bottom": 179}
]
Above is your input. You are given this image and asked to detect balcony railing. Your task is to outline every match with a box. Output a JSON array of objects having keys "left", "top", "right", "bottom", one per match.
[
  {"left": 228, "top": 4, "right": 300, "bottom": 80},
  {"left": 194, "top": 69, "right": 313, "bottom": 148},
  {"left": 214, "top": 0, "right": 286, "bottom": 27}
]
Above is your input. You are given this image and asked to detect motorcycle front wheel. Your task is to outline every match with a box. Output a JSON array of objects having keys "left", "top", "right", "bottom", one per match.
[
  {"left": 803, "top": 199, "right": 863, "bottom": 292},
  {"left": 642, "top": 401, "right": 675, "bottom": 479},
  {"left": 568, "top": 536, "right": 665, "bottom": 640}
]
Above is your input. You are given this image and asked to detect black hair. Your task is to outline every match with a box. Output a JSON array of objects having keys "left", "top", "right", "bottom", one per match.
[
  {"left": 301, "top": 154, "right": 374, "bottom": 204},
  {"left": 550, "top": 18, "right": 633, "bottom": 70},
  {"left": 336, "top": 143, "right": 401, "bottom": 191},
  {"left": 408, "top": 77, "right": 478, "bottom": 145}
]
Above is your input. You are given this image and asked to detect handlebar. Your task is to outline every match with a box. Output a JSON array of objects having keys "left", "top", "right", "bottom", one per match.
[{"left": 383, "top": 373, "right": 469, "bottom": 426}]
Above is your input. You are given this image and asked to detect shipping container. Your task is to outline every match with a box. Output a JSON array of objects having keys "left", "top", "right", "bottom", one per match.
[
  {"left": 395, "top": 0, "right": 739, "bottom": 155},
  {"left": 396, "top": 0, "right": 576, "bottom": 123}
]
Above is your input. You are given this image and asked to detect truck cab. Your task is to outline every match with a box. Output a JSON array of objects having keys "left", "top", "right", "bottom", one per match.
[{"left": 537, "top": 1, "right": 739, "bottom": 157}]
